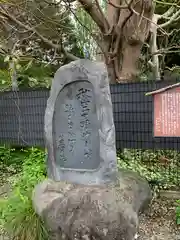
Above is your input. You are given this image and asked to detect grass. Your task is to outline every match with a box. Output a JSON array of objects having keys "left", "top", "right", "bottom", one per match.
[
  {"left": 0, "top": 147, "right": 48, "bottom": 240},
  {"left": 0, "top": 146, "right": 31, "bottom": 186},
  {"left": 0, "top": 191, "right": 49, "bottom": 240},
  {"left": 176, "top": 200, "right": 180, "bottom": 225}
]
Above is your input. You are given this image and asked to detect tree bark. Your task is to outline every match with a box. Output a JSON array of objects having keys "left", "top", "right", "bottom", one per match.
[{"left": 93, "top": 0, "right": 154, "bottom": 83}]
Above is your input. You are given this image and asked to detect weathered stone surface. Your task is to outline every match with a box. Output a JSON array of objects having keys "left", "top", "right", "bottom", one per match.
[
  {"left": 117, "top": 168, "right": 152, "bottom": 213},
  {"left": 33, "top": 170, "right": 152, "bottom": 240},
  {"left": 44, "top": 59, "right": 117, "bottom": 185}
]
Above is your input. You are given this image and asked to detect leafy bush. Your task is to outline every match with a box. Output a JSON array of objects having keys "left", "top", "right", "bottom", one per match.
[
  {"left": 117, "top": 148, "right": 180, "bottom": 188},
  {"left": 0, "top": 145, "right": 30, "bottom": 174},
  {"left": 0, "top": 147, "right": 48, "bottom": 240},
  {"left": 176, "top": 200, "right": 180, "bottom": 225}
]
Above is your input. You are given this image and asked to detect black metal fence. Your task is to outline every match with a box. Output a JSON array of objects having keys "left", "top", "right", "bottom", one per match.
[{"left": 0, "top": 80, "right": 179, "bottom": 187}]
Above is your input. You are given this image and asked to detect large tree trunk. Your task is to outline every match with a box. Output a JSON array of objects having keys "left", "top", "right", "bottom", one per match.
[{"left": 97, "top": 0, "right": 154, "bottom": 83}]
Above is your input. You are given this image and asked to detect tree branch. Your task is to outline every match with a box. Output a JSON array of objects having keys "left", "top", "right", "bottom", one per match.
[
  {"left": 107, "top": 0, "right": 129, "bottom": 9},
  {"left": 160, "top": 6, "right": 175, "bottom": 19},
  {"left": 159, "top": 9, "right": 180, "bottom": 28},
  {"left": 63, "top": 0, "right": 106, "bottom": 57},
  {"left": 108, "top": 1, "right": 166, "bottom": 35},
  {"left": 0, "top": 6, "right": 79, "bottom": 61},
  {"left": 149, "top": 13, "right": 160, "bottom": 80},
  {"left": 94, "top": 0, "right": 109, "bottom": 31},
  {"left": 77, "top": 0, "right": 109, "bottom": 33},
  {"left": 154, "top": 0, "right": 180, "bottom": 9},
  {"left": 150, "top": 46, "right": 180, "bottom": 56},
  {"left": 132, "top": 9, "right": 167, "bottom": 35},
  {"left": 148, "top": 3, "right": 180, "bottom": 81}
]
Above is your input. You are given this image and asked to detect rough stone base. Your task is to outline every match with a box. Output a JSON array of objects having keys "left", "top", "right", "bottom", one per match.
[{"left": 32, "top": 169, "right": 152, "bottom": 240}]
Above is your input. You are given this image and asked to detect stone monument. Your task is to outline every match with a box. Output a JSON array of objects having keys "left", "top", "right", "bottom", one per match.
[
  {"left": 33, "top": 59, "right": 152, "bottom": 240},
  {"left": 44, "top": 59, "right": 117, "bottom": 185}
]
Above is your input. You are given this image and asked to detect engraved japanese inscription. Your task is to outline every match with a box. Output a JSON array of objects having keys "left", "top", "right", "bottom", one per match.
[{"left": 53, "top": 80, "right": 100, "bottom": 170}]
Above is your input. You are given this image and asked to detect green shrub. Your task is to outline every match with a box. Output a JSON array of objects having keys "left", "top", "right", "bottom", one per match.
[
  {"left": 176, "top": 200, "right": 180, "bottom": 225},
  {"left": 117, "top": 148, "right": 180, "bottom": 188},
  {"left": 0, "top": 147, "right": 48, "bottom": 240},
  {"left": 0, "top": 145, "right": 30, "bottom": 175}
]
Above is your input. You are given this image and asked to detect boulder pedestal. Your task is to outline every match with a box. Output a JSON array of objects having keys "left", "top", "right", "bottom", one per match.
[{"left": 33, "top": 170, "right": 152, "bottom": 240}]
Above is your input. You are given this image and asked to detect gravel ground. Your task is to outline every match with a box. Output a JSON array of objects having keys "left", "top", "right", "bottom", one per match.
[{"left": 138, "top": 197, "right": 180, "bottom": 240}]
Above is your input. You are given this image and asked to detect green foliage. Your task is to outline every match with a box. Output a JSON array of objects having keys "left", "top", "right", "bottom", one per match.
[
  {"left": 11, "top": 148, "right": 47, "bottom": 190},
  {"left": 176, "top": 200, "right": 180, "bottom": 225},
  {"left": 0, "top": 55, "right": 57, "bottom": 91},
  {"left": 0, "top": 193, "right": 49, "bottom": 240},
  {"left": 0, "top": 145, "right": 30, "bottom": 173},
  {"left": 74, "top": 9, "right": 97, "bottom": 59},
  {"left": 16, "top": 60, "right": 55, "bottom": 89},
  {"left": 0, "top": 69, "right": 11, "bottom": 90},
  {"left": 117, "top": 149, "right": 180, "bottom": 188},
  {"left": 0, "top": 147, "right": 48, "bottom": 240},
  {"left": 74, "top": 0, "right": 106, "bottom": 59}
]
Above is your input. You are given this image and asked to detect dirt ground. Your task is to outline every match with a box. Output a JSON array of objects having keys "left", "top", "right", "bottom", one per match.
[
  {"left": 0, "top": 180, "right": 179, "bottom": 240},
  {"left": 138, "top": 198, "right": 180, "bottom": 240}
]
